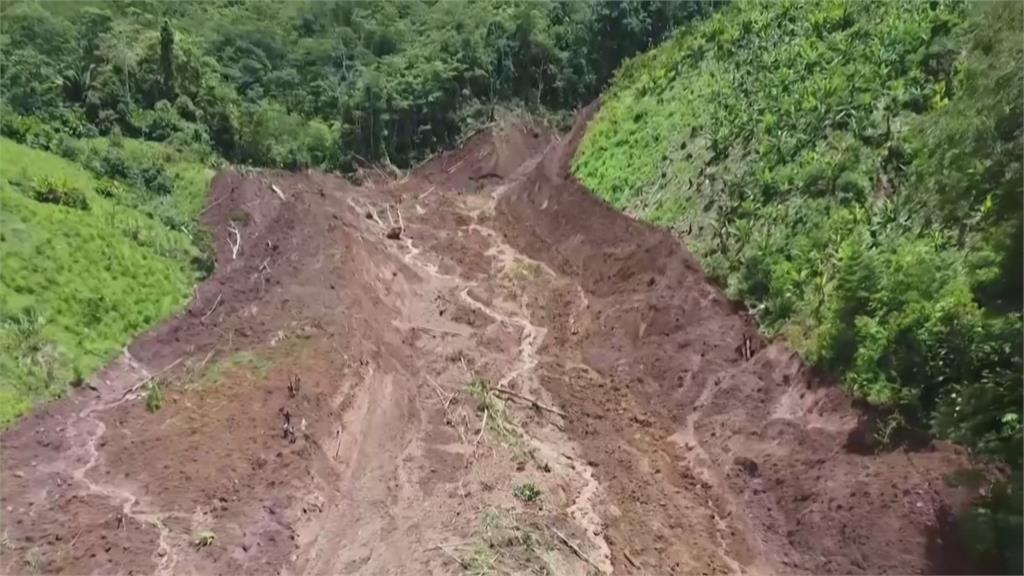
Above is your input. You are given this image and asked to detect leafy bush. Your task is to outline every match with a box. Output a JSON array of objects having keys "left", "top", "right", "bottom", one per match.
[
  {"left": 29, "top": 175, "right": 88, "bottom": 210},
  {"left": 144, "top": 380, "right": 163, "bottom": 412},
  {"left": 94, "top": 178, "right": 124, "bottom": 199},
  {"left": 512, "top": 483, "right": 541, "bottom": 503}
]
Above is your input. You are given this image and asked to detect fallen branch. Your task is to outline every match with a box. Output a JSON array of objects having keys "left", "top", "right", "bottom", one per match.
[
  {"left": 120, "top": 357, "right": 184, "bottom": 399},
  {"left": 201, "top": 293, "right": 222, "bottom": 321},
  {"left": 198, "top": 347, "right": 217, "bottom": 370},
  {"left": 551, "top": 527, "right": 599, "bottom": 571},
  {"left": 623, "top": 550, "right": 640, "bottom": 569},
  {"left": 271, "top": 184, "right": 286, "bottom": 201},
  {"left": 227, "top": 221, "right": 242, "bottom": 260},
  {"left": 424, "top": 540, "right": 475, "bottom": 552},
  {"left": 351, "top": 153, "right": 389, "bottom": 180},
  {"left": 396, "top": 205, "right": 404, "bottom": 233},
  {"left": 434, "top": 545, "right": 468, "bottom": 569},
  {"left": 198, "top": 194, "right": 228, "bottom": 216},
  {"left": 425, "top": 376, "right": 456, "bottom": 410},
  {"left": 446, "top": 157, "right": 466, "bottom": 174},
  {"left": 492, "top": 387, "right": 567, "bottom": 417},
  {"left": 417, "top": 186, "right": 436, "bottom": 200},
  {"left": 473, "top": 408, "right": 489, "bottom": 448}
]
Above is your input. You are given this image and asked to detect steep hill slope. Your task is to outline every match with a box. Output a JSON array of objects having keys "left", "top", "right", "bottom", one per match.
[
  {"left": 0, "top": 113, "right": 974, "bottom": 575},
  {"left": 0, "top": 138, "right": 211, "bottom": 425},
  {"left": 574, "top": 4, "right": 1022, "bottom": 566}
]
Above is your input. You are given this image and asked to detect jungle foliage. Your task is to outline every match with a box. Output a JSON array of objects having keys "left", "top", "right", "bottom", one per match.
[
  {"left": 1, "top": 0, "right": 717, "bottom": 170},
  {"left": 574, "top": 1, "right": 1022, "bottom": 569}
]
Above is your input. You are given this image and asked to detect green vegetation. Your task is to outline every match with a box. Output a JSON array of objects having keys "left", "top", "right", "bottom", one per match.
[
  {"left": 144, "top": 379, "right": 163, "bottom": 412},
  {"left": 189, "top": 351, "right": 273, "bottom": 392},
  {"left": 574, "top": 0, "right": 1022, "bottom": 570},
  {"left": 512, "top": 482, "right": 542, "bottom": 503},
  {"left": 0, "top": 135, "right": 211, "bottom": 426},
  {"left": 459, "top": 507, "right": 549, "bottom": 575},
  {"left": 2, "top": 0, "right": 717, "bottom": 170}
]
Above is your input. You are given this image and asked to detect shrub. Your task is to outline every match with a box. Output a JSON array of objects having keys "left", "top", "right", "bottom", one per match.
[
  {"left": 512, "top": 483, "right": 541, "bottom": 503},
  {"left": 144, "top": 380, "right": 163, "bottom": 412},
  {"left": 138, "top": 164, "right": 174, "bottom": 197},
  {"left": 29, "top": 176, "right": 88, "bottom": 210},
  {"left": 94, "top": 178, "right": 125, "bottom": 199}
]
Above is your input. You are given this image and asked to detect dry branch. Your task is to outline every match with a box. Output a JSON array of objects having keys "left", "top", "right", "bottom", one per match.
[
  {"left": 474, "top": 408, "right": 489, "bottom": 448},
  {"left": 271, "top": 184, "right": 286, "bottom": 201},
  {"left": 198, "top": 195, "right": 228, "bottom": 216},
  {"left": 551, "top": 527, "right": 599, "bottom": 571},
  {"left": 425, "top": 376, "right": 455, "bottom": 410},
  {"left": 120, "top": 357, "right": 184, "bottom": 399},
  {"left": 227, "top": 222, "right": 242, "bottom": 260},
  {"left": 492, "top": 387, "right": 567, "bottom": 417},
  {"left": 201, "top": 293, "right": 223, "bottom": 321},
  {"left": 446, "top": 157, "right": 467, "bottom": 174}
]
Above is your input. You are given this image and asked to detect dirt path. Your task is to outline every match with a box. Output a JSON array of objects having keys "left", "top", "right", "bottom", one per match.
[{"left": 1, "top": 115, "right": 974, "bottom": 575}]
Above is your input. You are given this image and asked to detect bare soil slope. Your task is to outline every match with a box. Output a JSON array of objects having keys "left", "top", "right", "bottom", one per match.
[{"left": 1, "top": 111, "right": 972, "bottom": 576}]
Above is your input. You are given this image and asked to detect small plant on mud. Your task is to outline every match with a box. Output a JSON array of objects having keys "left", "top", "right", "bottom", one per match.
[
  {"left": 467, "top": 378, "right": 534, "bottom": 464},
  {"left": 193, "top": 531, "right": 216, "bottom": 549},
  {"left": 462, "top": 547, "right": 498, "bottom": 576},
  {"left": 512, "top": 482, "right": 541, "bottom": 503},
  {"left": 144, "top": 380, "right": 163, "bottom": 412},
  {"left": 22, "top": 548, "right": 42, "bottom": 574},
  {"left": 456, "top": 507, "right": 549, "bottom": 574}
]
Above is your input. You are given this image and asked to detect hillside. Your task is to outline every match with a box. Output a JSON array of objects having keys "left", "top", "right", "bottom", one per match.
[
  {"left": 0, "top": 137, "right": 211, "bottom": 425},
  {"left": 0, "top": 113, "right": 980, "bottom": 576},
  {"left": 575, "top": 1, "right": 1023, "bottom": 569},
  {"left": 0, "top": 0, "right": 1021, "bottom": 574}
]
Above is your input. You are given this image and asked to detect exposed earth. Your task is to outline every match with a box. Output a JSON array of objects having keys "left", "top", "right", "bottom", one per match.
[{"left": 1, "top": 110, "right": 975, "bottom": 575}]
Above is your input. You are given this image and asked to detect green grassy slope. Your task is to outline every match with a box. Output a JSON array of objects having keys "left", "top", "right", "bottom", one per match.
[{"left": 0, "top": 138, "right": 211, "bottom": 425}]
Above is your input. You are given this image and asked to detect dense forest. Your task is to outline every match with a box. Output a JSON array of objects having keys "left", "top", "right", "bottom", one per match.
[
  {"left": 575, "top": 0, "right": 1022, "bottom": 570},
  {"left": 1, "top": 0, "right": 716, "bottom": 169}
]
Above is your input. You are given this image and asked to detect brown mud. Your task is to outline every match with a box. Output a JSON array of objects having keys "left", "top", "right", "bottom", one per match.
[{"left": 1, "top": 110, "right": 973, "bottom": 575}]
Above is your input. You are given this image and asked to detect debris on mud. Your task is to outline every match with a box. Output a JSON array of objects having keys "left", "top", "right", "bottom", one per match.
[{"left": 0, "top": 115, "right": 977, "bottom": 576}]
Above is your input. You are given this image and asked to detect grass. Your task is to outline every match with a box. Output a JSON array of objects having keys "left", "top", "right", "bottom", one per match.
[
  {"left": 513, "top": 483, "right": 542, "bottom": 503},
  {"left": 467, "top": 378, "right": 534, "bottom": 465},
  {"left": 458, "top": 507, "right": 551, "bottom": 575},
  {"left": 189, "top": 351, "right": 273, "bottom": 391},
  {"left": 0, "top": 137, "right": 211, "bottom": 426}
]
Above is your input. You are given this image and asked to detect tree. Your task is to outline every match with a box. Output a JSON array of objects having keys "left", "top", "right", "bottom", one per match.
[{"left": 159, "top": 19, "right": 176, "bottom": 101}]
